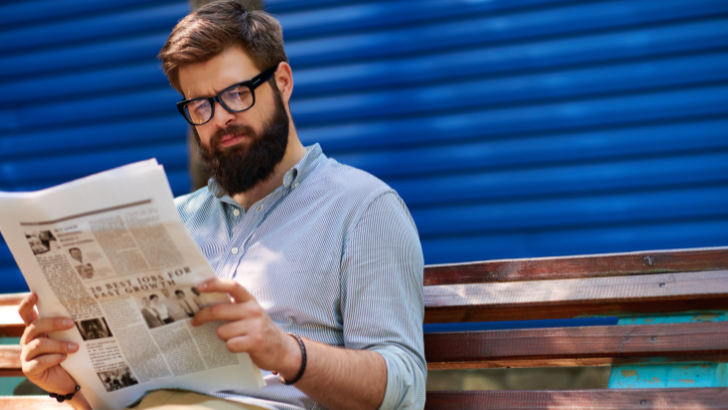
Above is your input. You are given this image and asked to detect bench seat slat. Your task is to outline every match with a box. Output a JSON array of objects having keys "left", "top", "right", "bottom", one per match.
[
  {"left": 424, "top": 247, "right": 728, "bottom": 286},
  {"left": 426, "top": 322, "right": 728, "bottom": 370},
  {"left": 425, "top": 388, "right": 728, "bottom": 409},
  {"left": 0, "top": 345, "right": 21, "bottom": 377},
  {"left": 0, "top": 397, "right": 70, "bottom": 409},
  {"left": 425, "top": 270, "right": 728, "bottom": 323},
  {"left": 0, "top": 292, "right": 27, "bottom": 338}
]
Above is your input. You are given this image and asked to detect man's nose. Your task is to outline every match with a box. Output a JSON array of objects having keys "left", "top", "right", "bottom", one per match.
[{"left": 211, "top": 100, "right": 236, "bottom": 127}]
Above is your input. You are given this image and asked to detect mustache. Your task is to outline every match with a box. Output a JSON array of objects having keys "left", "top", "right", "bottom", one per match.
[{"left": 209, "top": 124, "right": 256, "bottom": 149}]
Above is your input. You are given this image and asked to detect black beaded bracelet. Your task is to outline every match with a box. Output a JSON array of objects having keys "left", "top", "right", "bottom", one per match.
[
  {"left": 49, "top": 385, "right": 80, "bottom": 403},
  {"left": 279, "top": 333, "right": 306, "bottom": 385}
]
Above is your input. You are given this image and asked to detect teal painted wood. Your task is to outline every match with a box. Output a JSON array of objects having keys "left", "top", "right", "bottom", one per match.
[
  {"left": 617, "top": 311, "right": 727, "bottom": 325},
  {"left": 609, "top": 311, "right": 728, "bottom": 389},
  {"left": 609, "top": 362, "right": 727, "bottom": 389}
]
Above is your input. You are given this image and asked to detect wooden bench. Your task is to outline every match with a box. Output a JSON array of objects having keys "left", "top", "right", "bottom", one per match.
[{"left": 1, "top": 247, "right": 727, "bottom": 409}]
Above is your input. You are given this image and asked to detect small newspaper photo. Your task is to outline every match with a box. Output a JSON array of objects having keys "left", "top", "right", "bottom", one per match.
[{"left": 0, "top": 160, "right": 264, "bottom": 410}]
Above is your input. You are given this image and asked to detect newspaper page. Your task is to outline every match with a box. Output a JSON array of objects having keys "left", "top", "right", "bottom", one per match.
[{"left": 0, "top": 160, "right": 265, "bottom": 410}]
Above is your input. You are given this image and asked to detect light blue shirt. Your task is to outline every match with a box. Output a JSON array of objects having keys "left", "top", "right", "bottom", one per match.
[{"left": 174, "top": 144, "right": 426, "bottom": 410}]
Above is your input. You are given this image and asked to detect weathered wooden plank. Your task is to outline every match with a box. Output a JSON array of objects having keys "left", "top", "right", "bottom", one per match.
[
  {"left": 0, "top": 397, "right": 69, "bottom": 410},
  {"left": 0, "top": 293, "right": 26, "bottom": 338},
  {"left": 425, "top": 389, "right": 728, "bottom": 409},
  {"left": 0, "top": 292, "right": 27, "bottom": 306},
  {"left": 0, "top": 323, "right": 24, "bottom": 338},
  {"left": 424, "top": 247, "right": 728, "bottom": 286},
  {"left": 425, "top": 322, "right": 728, "bottom": 370},
  {"left": 425, "top": 270, "right": 728, "bottom": 323},
  {"left": 0, "top": 345, "right": 21, "bottom": 377}
]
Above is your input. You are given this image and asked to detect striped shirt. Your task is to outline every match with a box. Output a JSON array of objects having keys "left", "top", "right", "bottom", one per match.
[{"left": 174, "top": 144, "right": 426, "bottom": 410}]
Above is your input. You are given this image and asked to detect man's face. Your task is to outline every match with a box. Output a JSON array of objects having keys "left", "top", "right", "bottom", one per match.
[
  {"left": 70, "top": 249, "right": 82, "bottom": 261},
  {"left": 179, "top": 46, "right": 289, "bottom": 195},
  {"left": 81, "top": 264, "right": 94, "bottom": 279}
]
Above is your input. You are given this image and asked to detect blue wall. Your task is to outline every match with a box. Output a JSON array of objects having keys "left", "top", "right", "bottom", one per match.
[
  {"left": 271, "top": 0, "right": 728, "bottom": 264},
  {"left": 1, "top": 0, "right": 727, "bottom": 293},
  {"left": 0, "top": 0, "right": 191, "bottom": 292}
]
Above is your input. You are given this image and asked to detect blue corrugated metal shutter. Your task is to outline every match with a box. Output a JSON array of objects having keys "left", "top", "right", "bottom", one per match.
[
  {"left": 270, "top": 0, "right": 728, "bottom": 265},
  {"left": 0, "top": 0, "right": 191, "bottom": 292},
  {"left": 2, "top": 0, "right": 728, "bottom": 293}
]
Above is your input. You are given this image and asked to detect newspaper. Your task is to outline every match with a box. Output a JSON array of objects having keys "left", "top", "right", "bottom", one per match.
[{"left": 0, "top": 160, "right": 265, "bottom": 410}]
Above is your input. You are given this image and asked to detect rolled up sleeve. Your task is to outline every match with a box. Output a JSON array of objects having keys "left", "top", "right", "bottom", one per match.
[{"left": 340, "top": 192, "right": 426, "bottom": 410}]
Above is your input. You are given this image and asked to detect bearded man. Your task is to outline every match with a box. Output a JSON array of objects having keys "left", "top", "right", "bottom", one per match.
[{"left": 17, "top": 2, "right": 425, "bottom": 410}]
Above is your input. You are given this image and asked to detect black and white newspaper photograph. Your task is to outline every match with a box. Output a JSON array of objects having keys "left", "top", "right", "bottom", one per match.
[
  {"left": 24, "top": 230, "right": 59, "bottom": 255},
  {"left": 97, "top": 365, "right": 139, "bottom": 392},
  {"left": 76, "top": 318, "right": 113, "bottom": 341}
]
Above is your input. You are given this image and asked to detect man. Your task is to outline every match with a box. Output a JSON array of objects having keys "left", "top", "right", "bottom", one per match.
[
  {"left": 17, "top": 2, "right": 425, "bottom": 410},
  {"left": 161, "top": 287, "right": 189, "bottom": 320},
  {"left": 149, "top": 294, "right": 174, "bottom": 325},
  {"left": 75, "top": 263, "right": 95, "bottom": 280},
  {"left": 190, "top": 286, "right": 208, "bottom": 310},
  {"left": 141, "top": 296, "right": 163, "bottom": 329},
  {"left": 175, "top": 290, "right": 197, "bottom": 317},
  {"left": 68, "top": 248, "right": 83, "bottom": 264}
]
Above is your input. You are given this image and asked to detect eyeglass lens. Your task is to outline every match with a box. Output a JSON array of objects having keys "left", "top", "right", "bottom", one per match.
[{"left": 185, "top": 85, "right": 254, "bottom": 124}]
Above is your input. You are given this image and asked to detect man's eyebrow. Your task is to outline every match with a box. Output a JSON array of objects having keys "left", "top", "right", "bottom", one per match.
[{"left": 186, "top": 78, "right": 249, "bottom": 100}]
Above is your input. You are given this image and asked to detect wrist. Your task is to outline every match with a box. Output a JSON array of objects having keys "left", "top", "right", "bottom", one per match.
[
  {"left": 67, "top": 391, "right": 91, "bottom": 410},
  {"left": 277, "top": 333, "right": 303, "bottom": 382}
]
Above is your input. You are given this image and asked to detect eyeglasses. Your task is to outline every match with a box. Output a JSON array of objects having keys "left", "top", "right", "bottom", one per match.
[{"left": 176, "top": 65, "right": 278, "bottom": 125}]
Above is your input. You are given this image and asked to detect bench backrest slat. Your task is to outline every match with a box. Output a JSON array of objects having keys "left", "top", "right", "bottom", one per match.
[
  {"left": 424, "top": 247, "right": 728, "bottom": 285},
  {"left": 425, "top": 322, "right": 728, "bottom": 370},
  {"left": 425, "top": 269, "right": 728, "bottom": 323}
]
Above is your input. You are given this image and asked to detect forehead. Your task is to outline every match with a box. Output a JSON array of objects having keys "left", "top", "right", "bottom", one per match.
[{"left": 179, "top": 46, "right": 260, "bottom": 98}]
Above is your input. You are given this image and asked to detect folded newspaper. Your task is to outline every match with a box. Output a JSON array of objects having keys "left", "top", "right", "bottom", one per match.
[{"left": 0, "top": 160, "right": 265, "bottom": 410}]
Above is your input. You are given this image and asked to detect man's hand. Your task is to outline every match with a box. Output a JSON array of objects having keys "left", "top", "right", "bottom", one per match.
[
  {"left": 192, "top": 279, "right": 302, "bottom": 380},
  {"left": 18, "top": 293, "right": 91, "bottom": 409}
]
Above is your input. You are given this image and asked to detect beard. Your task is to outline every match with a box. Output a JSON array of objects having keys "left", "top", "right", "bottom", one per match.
[{"left": 197, "top": 89, "right": 289, "bottom": 196}]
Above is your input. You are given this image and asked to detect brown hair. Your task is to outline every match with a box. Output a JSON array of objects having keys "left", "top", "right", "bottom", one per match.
[{"left": 158, "top": 1, "right": 288, "bottom": 94}]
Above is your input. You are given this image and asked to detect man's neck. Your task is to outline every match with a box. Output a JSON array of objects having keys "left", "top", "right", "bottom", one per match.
[{"left": 231, "top": 132, "right": 307, "bottom": 211}]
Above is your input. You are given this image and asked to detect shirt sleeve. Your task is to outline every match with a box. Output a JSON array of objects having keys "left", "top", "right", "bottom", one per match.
[{"left": 340, "top": 191, "right": 426, "bottom": 410}]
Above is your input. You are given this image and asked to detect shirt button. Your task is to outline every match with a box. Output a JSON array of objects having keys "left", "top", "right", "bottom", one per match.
[
  {"left": 231, "top": 247, "right": 239, "bottom": 255},
  {"left": 293, "top": 182, "right": 299, "bottom": 188},
  {"left": 233, "top": 209, "right": 240, "bottom": 217},
  {"left": 256, "top": 205, "right": 263, "bottom": 212}
]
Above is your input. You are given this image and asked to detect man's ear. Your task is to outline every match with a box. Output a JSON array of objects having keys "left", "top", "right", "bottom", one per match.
[{"left": 274, "top": 62, "right": 294, "bottom": 104}]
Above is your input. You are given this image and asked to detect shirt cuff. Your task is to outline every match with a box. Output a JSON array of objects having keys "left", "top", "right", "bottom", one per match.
[{"left": 374, "top": 348, "right": 426, "bottom": 410}]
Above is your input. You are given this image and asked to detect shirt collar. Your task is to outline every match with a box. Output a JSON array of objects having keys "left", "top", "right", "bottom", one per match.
[{"left": 207, "top": 143, "right": 324, "bottom": 199}]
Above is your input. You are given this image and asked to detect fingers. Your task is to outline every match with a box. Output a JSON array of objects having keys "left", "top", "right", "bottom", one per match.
[
  {"left": 22, "top": 338, "right": 78, "bottom": 363},
  {"left": 18, "top": 293, "right": 39, "bottom": 326},
  {"left": 21, "top": 317, "right": 75, "bottom": 346},
  {"left": 21, "top": 338, "right": 78, "bottom": 379},
  {"left": 23, "top": 353, "right": 68, "bottom": 378},
  {"left": 214, "top": 318, "right": 264, "bottom": 342},
  {"left": 225, "top": 335, "right": 257, "bottom": 354},
  {"left": 197, "top": 279, "right": 254, "bottom": 304},
  {"left": 192, "top": 299, "right": 262, "bottom": 326}
]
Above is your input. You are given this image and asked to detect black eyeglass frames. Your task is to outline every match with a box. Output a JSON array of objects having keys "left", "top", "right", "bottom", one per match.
[{"left": 176, "top": 64, "right": 279, "bottom": 126}]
